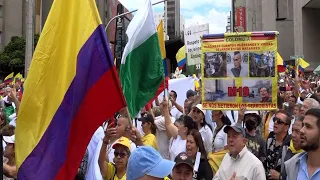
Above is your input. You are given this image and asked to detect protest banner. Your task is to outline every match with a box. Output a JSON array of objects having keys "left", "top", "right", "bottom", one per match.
[
  {"left": 201, "top": 31, "right": 278, "bottom": 110},
  {"left": 157, "top": 77, "right": 195, "bottom": 106},
  {"left": 184, "top": 24, "right": 209, "bottom": 74}
]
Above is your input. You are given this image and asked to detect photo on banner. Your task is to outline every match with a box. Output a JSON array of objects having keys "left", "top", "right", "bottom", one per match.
[
  {"left": 204, "top": 79, "right": 236, "bottom": 102},
  {"left": 201, "top": 31, "right": 278, "bottom": 110},
  {"left": 227, "top": 51, "right": 249, "bottom": 77},
  {"left": 242, "top": 79, "right": 272, "bottom": 103},
  {"left": 204, "top": 52, "right": 227, "bottom": 78},
  {"left": 249, "top": 52, "right": 276, "bottom": 77}
]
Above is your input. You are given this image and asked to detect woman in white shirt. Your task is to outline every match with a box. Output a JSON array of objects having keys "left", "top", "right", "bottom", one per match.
[
  {"left": 189, "top": 104, "right": 213, "bottom": 153},
  {"left": 211, "top": 110, "right": 231, "bottom": 152},
  {"left": 164, "top": 114, "right": 198, "bottom": 161},
  {"left": 160, "top": 99, "right": 198, "bottom": 161}
]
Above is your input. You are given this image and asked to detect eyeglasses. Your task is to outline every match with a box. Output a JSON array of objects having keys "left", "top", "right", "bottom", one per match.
[
  {"left": 273, "top": 117, "right": 288, "bottom": 125},
  {"left": 114, "top": 151, "right": 128, "bottom": 158},
  {"left": 192, "top": 109, "right": 201, "bottom": 114}
]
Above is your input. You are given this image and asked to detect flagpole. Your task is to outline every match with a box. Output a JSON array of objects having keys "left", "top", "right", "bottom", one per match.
[
  {"left": 163, "top": 75, "right": 166, "bottom": 98},
  {"left": 105, "top": 0, "right": 167, "bottom": 32}
]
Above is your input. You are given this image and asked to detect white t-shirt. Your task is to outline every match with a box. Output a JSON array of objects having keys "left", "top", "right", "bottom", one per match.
[
  {"left": 154, "top": 116, "right": 176, "bottom": 159},
  {"left": 169, "top": 135, "right": 186, "bottom": 161},
  {"left": 199, "top": 125, "right": 213, "bottom": 153},
  {"left": 108, "top": 139, "right": 136, "bottom": 163},
  {"left": 171, "top": 106, "right": 182, "bottom": 120},
  {"left": 212, "top": 125, "right": 228, "bottom": 152}
]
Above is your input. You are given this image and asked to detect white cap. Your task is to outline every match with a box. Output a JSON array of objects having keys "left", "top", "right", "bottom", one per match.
[
  {"left": 194, "top": 104, "right": 206, "bottom": 115},
  {"left": 3, "top": 135, "right": 15, "bottom": 144},
  {"left": 244, "top": 111, "right": 259, "bottom": 116},
  {"left": 279, "top": 79, "right": 284, "bottom": 83}
]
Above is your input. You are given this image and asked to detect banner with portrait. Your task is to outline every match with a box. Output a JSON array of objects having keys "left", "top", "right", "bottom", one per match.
[{"left": 201, "top": 31, "right": 278, "bottom": 110}]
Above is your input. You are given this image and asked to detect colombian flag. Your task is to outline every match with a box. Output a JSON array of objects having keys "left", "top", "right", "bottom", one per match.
[
  {"left": 3, "top": 72, "right": 14, "bottom": 84},
  {"left": 15, "top": 0, "right": 126, "bottom": 179},
  {"left": 13, "top": 73, "right": 23, "bottom": 84},
  {"left": 277, "top": 52, "right": 286, "bottom": 73},
  {"left": 176, "top": 45, "right": 186, "bottom": 70},
  {"left": 298, "top": 58, "right": 309, "bottom": 74}
]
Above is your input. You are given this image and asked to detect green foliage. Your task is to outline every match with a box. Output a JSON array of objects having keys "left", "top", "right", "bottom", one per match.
[{"left": 0, "top": 34, "right": 39, "bottom": 73}]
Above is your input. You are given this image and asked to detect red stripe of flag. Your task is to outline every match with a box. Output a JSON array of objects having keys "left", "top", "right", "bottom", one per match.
[{"left": 145, "top": 77, "right": 169, "bottom": 111}]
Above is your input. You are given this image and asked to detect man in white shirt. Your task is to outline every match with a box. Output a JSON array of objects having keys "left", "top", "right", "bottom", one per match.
[
  {"left": 169, "top": 90, "right": 183, "bottom": 120},
  {"left": 213, "top": 124, "right": 266, "bottom": 180}
]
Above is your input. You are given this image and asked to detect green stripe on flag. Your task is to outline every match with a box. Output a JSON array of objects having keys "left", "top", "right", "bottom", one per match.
[{"left": 120, "top": 33, "right": 164, "bottom": 117}]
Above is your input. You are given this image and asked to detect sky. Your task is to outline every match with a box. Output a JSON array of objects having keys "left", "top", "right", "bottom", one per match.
[{"left": 118, "top": 0, "right": 231, "bottom": 34}]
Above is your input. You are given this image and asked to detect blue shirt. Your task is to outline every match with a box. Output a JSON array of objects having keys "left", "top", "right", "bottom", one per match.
[{"left": 297, "top": 152, "right": 320, "bottom": 180}]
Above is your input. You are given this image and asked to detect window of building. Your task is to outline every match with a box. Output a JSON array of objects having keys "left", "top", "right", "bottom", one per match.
[
  {"left": 167, "top": 7, "right": 175, "bottom": 11},
  {"left": 167, "top": 10, "right": 174, "bottom": 14},
  {"left": 0, "top": 5, "right": 2, "bottom": 17},
  {"left": 276, "top": 0, "right": 287, "bottom": 20},
  {"left": 0, "top": 31, "right": 2, "bottom": 44}
]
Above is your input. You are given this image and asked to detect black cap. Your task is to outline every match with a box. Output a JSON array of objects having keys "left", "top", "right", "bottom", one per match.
[
  {"left": 174, "top": 152, "right": 193, "bottom": 169},
  {"left": 186, "top": 90, "right": 197, "bottom": 99},
  {"left": 138, "top": 113, "right": 154, "bottom": 123},
  {"left": 224, "top": 124, "right": 245, "bottom": 137}
]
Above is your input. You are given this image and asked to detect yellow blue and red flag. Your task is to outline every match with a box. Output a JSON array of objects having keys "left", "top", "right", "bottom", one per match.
[
  {"left": 13, "top": 73, "right": 23, "bottom": 84},
  {"left": 298, "top": 58, "right": 309, "bottom": 73},
  {"left": 176, "top": 45, "right": 186, "bottom": 70},
  {"left": 3, "top": 72, "right": 14, "bottom": 84},
  {"left": 15, "top": 0, "right": 126, "bottom": 179}
]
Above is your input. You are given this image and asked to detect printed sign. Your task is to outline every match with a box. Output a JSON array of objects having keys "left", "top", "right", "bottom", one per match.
[
  {"left": 201, "top": 31, "right": 279, "bottom": 110},
  {"left": 184, "top": 24, "right": 209, "bottom": 66}
]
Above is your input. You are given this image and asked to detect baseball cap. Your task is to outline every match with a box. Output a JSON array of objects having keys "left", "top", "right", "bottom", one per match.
[
  {"left": 138, "top": 113, "right": 154, "bottom": 123},
  {"left": 224, "top": 125, "right": 245, "bottom": 137},
  {"left": 174, "top": 152, "right": 193, "bottom": 169},
  {"left": 112, "top": 137, "right": 131, "bottom": 150},
  {"left": 193, "top": 104, "right": 206, "bottom": 115},
  {"left": 244, "top": 111, "right": 261, "bottom": 125},
  {"left": 186, "top": 90, "right": 197, "bottom": 99},
  {"left": 3, "top": 135, "right": 15, "bottom": 144},
  {"left": 127, "top": 146, "right": 175, "bottom": 180}
]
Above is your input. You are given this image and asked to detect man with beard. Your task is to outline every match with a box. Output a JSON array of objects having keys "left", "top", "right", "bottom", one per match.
[{"left": 285, "top": 108, "right": 320, "bottom": 179}]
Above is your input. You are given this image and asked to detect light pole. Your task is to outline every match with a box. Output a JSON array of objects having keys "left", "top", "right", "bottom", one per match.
[{"left": 25, "top": 0, "right": 35, "bottom": 77}]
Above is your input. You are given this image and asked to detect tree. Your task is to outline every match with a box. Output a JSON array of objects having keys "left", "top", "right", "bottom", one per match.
[{"left": 0, "top": 34, "right": 39, "bottom": 73}]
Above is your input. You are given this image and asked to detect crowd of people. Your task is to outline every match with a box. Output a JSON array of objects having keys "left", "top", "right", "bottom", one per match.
[{"left": 1, "top": 71, "right": 320, "bottom": 180}]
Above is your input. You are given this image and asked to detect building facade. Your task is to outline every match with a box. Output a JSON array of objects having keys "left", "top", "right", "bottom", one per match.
[
  {"left": 0, "top": 0, "right": 26, "bottom": 51},
  {"left": 233, "top": 0, "right": 319, "bottom": 70},
  {"left": 226, "top": 11, "right": 233, "bottom": 32},
  {"left": 164, "top": 0, "right": 181, "bottom": 40},
  {"left": 154, "top": 11, "right": 184, "bottom": 41}
]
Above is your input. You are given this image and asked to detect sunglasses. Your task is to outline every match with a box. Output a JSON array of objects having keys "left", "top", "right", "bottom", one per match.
[
  {"left": 192, "top": 109, "right": 201, "bottom": 114},
  {"left": 114, "top": 151, "right": 128, "bottom": 158},
  {"left": 273, "top": 117, "right": 288, "bottom": 125}
]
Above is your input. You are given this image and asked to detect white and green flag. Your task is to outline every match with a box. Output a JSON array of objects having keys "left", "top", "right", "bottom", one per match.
[{"left": 120, "top": 0, "right": 164, "bottom": 117}]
